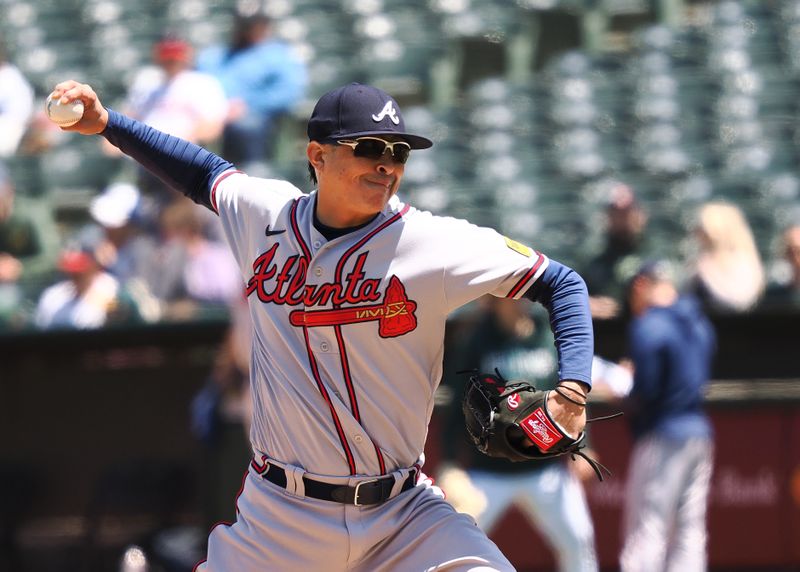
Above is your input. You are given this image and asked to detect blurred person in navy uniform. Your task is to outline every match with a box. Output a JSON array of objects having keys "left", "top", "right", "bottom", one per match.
[
  {"left": 762, "top": 223, "right": 800, "bottom": 308},
  {"left": 437, "top": 295, "right": 599, "bottom": 572},
  {"left": 619, "top": 261, "right": 715, "bottom": 572},
  {"left": 582, "top": 183, "right": 651, "bottom": 319},
  {"left": 197, "top": 12, "right": 307, "bottom": 168}
]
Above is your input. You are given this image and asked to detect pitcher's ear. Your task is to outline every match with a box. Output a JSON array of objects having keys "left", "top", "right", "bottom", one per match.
[{"left": 306, "top": 141, "right": 326, "bottom": 170}]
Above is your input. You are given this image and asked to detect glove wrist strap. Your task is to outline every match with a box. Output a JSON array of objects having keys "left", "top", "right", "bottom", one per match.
[{"left": 554, "top": 386, "right": 588, "bottom": 407}]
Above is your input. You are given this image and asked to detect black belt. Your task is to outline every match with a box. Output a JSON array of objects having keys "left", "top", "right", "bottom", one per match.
[{"left": 259, "top": 463, "right": 417, "bottom": 506}]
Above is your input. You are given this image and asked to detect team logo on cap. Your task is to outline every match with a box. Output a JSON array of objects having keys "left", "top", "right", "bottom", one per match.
[{"left": 372, "top": 101, "right": 400, "bottom": 125}]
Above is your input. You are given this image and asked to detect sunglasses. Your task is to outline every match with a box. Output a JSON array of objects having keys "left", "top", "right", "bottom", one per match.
[{"left": 337, "top": 137, "right": 412, "bottom": 164}]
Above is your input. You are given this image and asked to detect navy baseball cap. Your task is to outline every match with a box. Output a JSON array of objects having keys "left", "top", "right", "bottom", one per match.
[
  {"left": 307, "top": 83, "right": 433, "bottom": 149},
  {"left": 631, "top": 259, "right": 673, "bottom": 282}
]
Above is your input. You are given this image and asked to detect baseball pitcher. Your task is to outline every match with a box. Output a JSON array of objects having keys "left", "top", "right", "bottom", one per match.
[{"left": 50, "top": 79, "right": 596, "bottom": 571}]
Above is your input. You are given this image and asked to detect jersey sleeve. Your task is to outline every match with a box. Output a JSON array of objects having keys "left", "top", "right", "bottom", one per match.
[
  {"left": 437, "top": 216, "right": 549, "bottom": 313},
  {"left": 209, "top": 170, "right": 303, "bottom": 271}
]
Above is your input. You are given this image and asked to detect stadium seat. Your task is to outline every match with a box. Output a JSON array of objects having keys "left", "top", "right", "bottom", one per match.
[{"left": 2, "top": 0, "right": 800, "bottom": 321}]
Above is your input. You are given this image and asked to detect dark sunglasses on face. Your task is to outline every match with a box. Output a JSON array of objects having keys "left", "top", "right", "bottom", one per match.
[{"left": 337, "top": 137, "right": 412, "bottom": 164}]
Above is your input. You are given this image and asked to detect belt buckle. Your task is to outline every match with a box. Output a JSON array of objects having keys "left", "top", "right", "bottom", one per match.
[{"left": 353, "top": 478, "right": 379, "bottom": 506}]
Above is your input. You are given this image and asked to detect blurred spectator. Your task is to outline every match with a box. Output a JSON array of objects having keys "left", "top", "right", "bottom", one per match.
[
  {"left": 145, "top": 199, "right": 241, "bottom": 320},
  {"left": 619, "top": 261, "right": 715, "bottom": 572},
  {"left": 0, "top": 165, "right": 23, "bottom": 323},
  {"left": 582, "top": 183, "right": 651, "bottom": 319},
  {"left": 90, "top": 182, "right": 156, "bottom": 282},
  {"left": 108, "top": 34, "right": 228, "bottom": 207},
  {"left": 34, "top": 225, "right": 142, "bottom": 329},
  {"left": 123, "top": 35, "right": 227, "bottom": 143},
  {"left": 197, "top": 12, "right": 307, "bottom": 167},
  {"left": 686, "top": 201, "right": 765, "bottom": 313},
  {"left": 0, "top": 39, "right": 35, "bottom": 157},
  {"left": 0, "top": 162, "right": 59, "bottom": 326},
  {"left": 89, "top": 182, "right": 162, "bottom": 321},
  {"left": 438, "top": 296, "right": 599, "bottom": 572},
  {"left": 763, "top": 223, "right": 800, "bottom": 308}
]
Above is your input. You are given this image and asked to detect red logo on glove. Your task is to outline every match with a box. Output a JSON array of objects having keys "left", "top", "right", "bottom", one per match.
[
  {"left": 507, "top": 393, "right": 520, "bottom": 410},
  {"left": 519, "top": 408, "right": 564, "bottom": 452}
]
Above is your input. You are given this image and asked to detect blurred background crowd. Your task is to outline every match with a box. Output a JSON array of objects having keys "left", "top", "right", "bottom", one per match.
[
  {"left": 2, "top": 0, "right": 800, "bottom": 571},
  {"left": 1, "top": 0, "right": 800, "bottom": 332}
]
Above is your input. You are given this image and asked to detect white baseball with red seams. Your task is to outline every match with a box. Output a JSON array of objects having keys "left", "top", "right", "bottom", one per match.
[{"left": 45, "top": 93, "right": 84, "bottom": 127}]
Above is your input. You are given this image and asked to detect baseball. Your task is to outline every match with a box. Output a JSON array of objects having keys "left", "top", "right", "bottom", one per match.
[{"left": 45, "top": 93, "right": 85, "bottom": 127}]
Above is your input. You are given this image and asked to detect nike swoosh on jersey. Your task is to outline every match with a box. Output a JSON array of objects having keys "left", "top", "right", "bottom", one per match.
[{"left": 265, "top": 225, "right": 286, "bottom": 237}]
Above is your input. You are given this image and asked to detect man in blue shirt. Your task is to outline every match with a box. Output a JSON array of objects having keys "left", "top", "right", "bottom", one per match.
[
  {"left": 197, "top": 13, "right": 307, "bottom": 167},
  {"left": 620, "top": 261, "right": 715, "bottom": 572}
]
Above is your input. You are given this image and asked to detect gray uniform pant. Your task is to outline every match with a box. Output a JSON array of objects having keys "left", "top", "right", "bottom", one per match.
[
  {"left": 620, "top": 434, "right": 714, "bottom": 572},
  {"left": 195, "top": 460, "right": 516, "bottom": 571}
]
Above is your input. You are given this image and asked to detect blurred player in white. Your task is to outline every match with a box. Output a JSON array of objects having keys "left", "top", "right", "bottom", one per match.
[
  {"left": 122, "top": 35, "right": 227, "bottom": 144},
  {"left": 104, "top": 35, "right": 228, "bottom": 211},
  {"left": 50, "top": 79, "right": 597, "bottom": 571}
]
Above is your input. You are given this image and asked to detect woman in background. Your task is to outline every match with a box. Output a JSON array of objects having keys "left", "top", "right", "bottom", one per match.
[{"left": 687, "top": 201, "right": 765, "bottom": 313}]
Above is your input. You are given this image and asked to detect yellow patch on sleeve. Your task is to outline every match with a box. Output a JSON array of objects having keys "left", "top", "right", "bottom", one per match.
[{"left": 504, "top": 236, "right": 533, "bottom": 257}]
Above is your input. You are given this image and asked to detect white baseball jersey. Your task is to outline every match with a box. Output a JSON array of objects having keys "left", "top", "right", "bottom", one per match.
[{"left": 211, "top": 170, "right": 549, "bottom": 477}]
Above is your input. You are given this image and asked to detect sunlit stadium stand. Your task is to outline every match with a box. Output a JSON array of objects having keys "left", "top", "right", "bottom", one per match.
[{"left": 1, "top": 0, "right": 800, "bottom": 314}]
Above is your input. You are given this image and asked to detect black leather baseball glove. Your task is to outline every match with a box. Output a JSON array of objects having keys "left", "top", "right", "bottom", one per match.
[{"left": 461, "top": 369, "right": 621, "bottom": 481}]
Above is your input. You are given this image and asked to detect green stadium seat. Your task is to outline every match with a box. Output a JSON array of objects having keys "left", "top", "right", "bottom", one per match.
[
  {"left": 3, "top": 0, "right": 800, "bottom": 321},
  {"left": 4, "top": 155, "right": 45, "bottom": 197}
]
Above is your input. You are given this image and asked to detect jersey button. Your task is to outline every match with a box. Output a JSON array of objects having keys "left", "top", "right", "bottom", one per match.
[
  {"left": 320, "top": 342, "right": 330, "bottom": 352},
  {"left": 313, "top": 241, "right": 322, "bottom": 249},
  {"left": 314, "top": 267, "right": 323, "bottom": 277},
  {"left": 353, "top": 434, "right": 364, "bottom": 444}
]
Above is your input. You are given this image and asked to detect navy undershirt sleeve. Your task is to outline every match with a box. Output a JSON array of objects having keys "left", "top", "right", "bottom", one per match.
[
  {"left": 101, "top": 109, "right": 235, "bottom": 211},
  {"left": 524, "top": 260, "right": 594, "bottom": 388}
]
